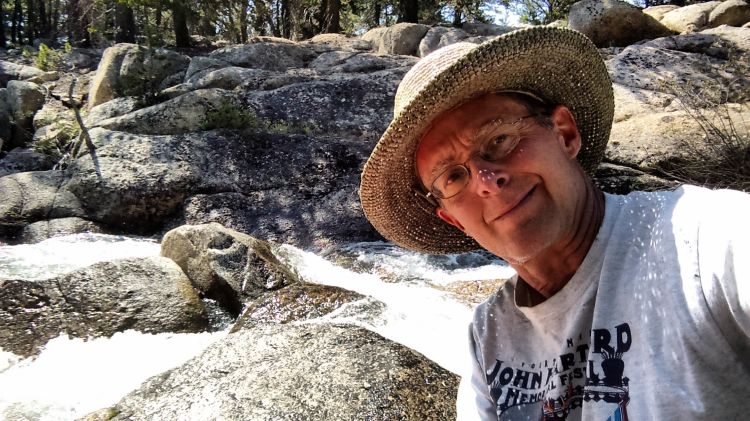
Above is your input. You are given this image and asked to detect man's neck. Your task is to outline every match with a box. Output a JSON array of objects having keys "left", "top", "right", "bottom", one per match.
[{"left": 512, "top": 180, "right": 605, "bottom": 300}]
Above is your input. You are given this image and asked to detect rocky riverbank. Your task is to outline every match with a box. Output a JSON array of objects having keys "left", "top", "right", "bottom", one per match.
[{"left": 1, "top": 0, "right": 749, "bottom": 419}]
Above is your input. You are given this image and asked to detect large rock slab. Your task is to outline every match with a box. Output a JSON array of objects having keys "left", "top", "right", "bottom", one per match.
[
  {"left": 97, "top": 323, "right": 458, "bottom": 420},
  {"left": 245, "top": 69, "right": 405, "bottom": 141},
  {"left": 0, "top": 256, "right": 208, "bottom": 357},
  {"left": 208, "top": 41, "right": 316, "bottom": 71},
  {"left": 58, "top": 128, "right": 379, "bottom": 248},
  {"left": 568, "top": 0, "right": 673, "bottom": 47},
  {"left": 0, "top": 148, "right": 56, "bottom": 177},
  {"left": 94, "top": 88, "right": 237, "bottom": 135},
  {"left": 161, "top": 223, "right": 299, "bottom": 314},
  {"left": 606, "top": 28, "right": 750, "bottom": 103}
]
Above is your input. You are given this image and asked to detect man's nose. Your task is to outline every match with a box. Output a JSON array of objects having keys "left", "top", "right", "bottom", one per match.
[{"left": 467, "top": 158, "right": 508, "bottom": 196}]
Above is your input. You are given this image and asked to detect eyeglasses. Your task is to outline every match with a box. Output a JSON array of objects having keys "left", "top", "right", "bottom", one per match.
[{"left": 424, "top": 115, "right": 538, "bottom": 202}]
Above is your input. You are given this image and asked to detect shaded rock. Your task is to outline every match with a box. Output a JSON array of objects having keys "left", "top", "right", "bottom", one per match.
[
  {"left": 31, "top": 119, "right": 79, "bottom": 156},
  {"left": 661, "top": 1, "right": 721, "bottom": 33},
  {"left": 103, "top": 323, "right": 458, "bottom": 420},
  {"left": 0, "top": 91, "right": 10, "bottom": 144},
  {"left": 19, "top": 217, "right": 107, "bottom": 243},
  {"left": 88, "top": 44, "right": 190, "bottom": 109},
  {"left": 161, "top": 223, "right": 299, "bottom": 314},
  {"left": 643, "top": 4, "right": 680, "bottom": 22},
  {"left": 366, "top": 23, "right": 430, "bottom": 56},
  {"left": 63, "top": 49, "right": 95, "bottom": 69},
  {"left": 245, "top": 69, "right": 405, "bottom": 140},
  {"left": 208, "top": 42, "right": 316, "bottom": 71},
  {"left": 25, "top": 71, "right": 60, "bottom": 84},
  {"left": 95, "top": 89, "right": 237, "bottom": 135},
  {"left": 231, "top": 283, "right": 365, "bottom": 331},
  {"left": 594, "top": 162, "right": 679, "bottom": 194},
  {"left": 85, "top": 96, "right": 139, "bottom": 126},
  {"left": 419, "top": 27, "right": 470, "bottom": 57},
  {"left": 708, "top": 0, "right": 750, "bottom": 27},
  {"left": 308, "top": 50, "right": 360, "bottom": 72},
  {"left": 32, "top": 99, "right": 69, "bottom": 130},
  {"left": 0, "top": 171, "right": 84, "bottom": 231},
  {"left": 0, "top": 60, "right": 44, "bottom": 87},
  {"left": 568, "top": 0, "right": 673, "bottom": 47},
  {"left": 0, "top": 256, "right": 208, "bottom": 357},
  {"left": 184, "top": 56, "right": 230, "bottom": 82},
  {"left": 50, "top": 72, "right": 90, "bottom": 106},
  {"left": 0, "top": 148, "right": 56, "bottom": 177}
]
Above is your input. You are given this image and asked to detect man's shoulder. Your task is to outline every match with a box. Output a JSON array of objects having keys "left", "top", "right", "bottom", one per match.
[{"left": 471, "top": 277, "right": 516, "bottom": 327}]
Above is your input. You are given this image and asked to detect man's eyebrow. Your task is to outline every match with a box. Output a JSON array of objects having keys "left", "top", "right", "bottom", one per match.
[{"left": 430, "top": 156, "right": 455, "bottom": 178}]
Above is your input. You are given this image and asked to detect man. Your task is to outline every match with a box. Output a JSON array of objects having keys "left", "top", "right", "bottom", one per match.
[{"left": 359, "top": 27, "right": 750, "bottom": 420}]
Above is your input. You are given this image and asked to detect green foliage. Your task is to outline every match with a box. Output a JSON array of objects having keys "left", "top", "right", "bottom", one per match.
[
  {"left": 203, "top": 102, "right": 263, "bottom": 130},
  {"left": 203, "top": 101, "right": 315, "bottom": 135},
  {"left": 35, "top": 43, "right": 64, "bottom": 71}
]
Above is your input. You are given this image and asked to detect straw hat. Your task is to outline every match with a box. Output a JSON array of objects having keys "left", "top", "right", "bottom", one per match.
[{"left": 359, "top": 26, "right": 614, "bottom": 254}]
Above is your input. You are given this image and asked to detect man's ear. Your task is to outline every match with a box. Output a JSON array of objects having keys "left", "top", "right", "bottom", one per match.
[
  {"left": 551, "top": 105, "right": 582, "bottom": 159},
  {"left": 436, "top": 207, "right": 465, "bottom": 232}
]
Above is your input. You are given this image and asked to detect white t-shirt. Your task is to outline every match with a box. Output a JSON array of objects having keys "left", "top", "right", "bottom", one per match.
[{"left": 466, "top": 185, "right": 750, "bottom": 420}]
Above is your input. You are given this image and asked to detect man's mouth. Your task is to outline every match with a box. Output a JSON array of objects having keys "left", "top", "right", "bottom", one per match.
[{"left": 488, "top": 185, "right": 537, "bottom": 222}]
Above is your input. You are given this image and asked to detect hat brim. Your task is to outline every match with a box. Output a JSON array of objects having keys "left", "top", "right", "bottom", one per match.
[{"left": 359, "top": 27, "right": 614, "bottom": 254}]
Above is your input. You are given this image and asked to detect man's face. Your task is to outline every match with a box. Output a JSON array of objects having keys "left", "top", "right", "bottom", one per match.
[{"left": 415, "top": 93, "right": 588, "bottom": 264}]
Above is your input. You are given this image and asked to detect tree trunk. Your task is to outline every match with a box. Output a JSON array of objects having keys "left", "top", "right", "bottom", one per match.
[
  {"left": 373, "top": 0, "right": 381, "bottom": 27},
  {"left": 115, "top": 2, "right": 136, "bottom": 42},
  {"left": 37, "top": 0, "right": 48, "bottom": 38},
  {"left": 253, "top": 0, "right": 270, "bottom": 36},
  {"left": 323, "top": 0, "right": 340, "bottom": 33},
  {"left": 172, "top": 0, "right": 190, "bottom": 47},
  {"left": 281, "top": 0, "right": 291, "bottom": 38},
  {"left": 239, "top": 0, "right": 249, "bottom": 42},
  {"left": 11, "top": 0, "right": 21, "bottom": 43},
  {"left": 26, "top": 0, "right": 35, "bottom": 43},
  {"left": 0, "top": 0, "right": 6, "bottom": 48},
  {"left": 397, "top": 0, "right": 418, "bottom": 23},
  {"left": 452, "top": 6, "right": 462, "bottom": 27}
]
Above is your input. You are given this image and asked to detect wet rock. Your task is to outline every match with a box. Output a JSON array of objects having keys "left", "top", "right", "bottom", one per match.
[
  {"left": 161, "top": 223, "right": 299, "bottom": 314},
  {"left": 708, "top": 0, "right": 750, "bottom": 28},
  {"left": 102, "top": 323, "right": 458, "bottom": 421},
  {"left": 661, "top": 1, "right": 722, "bottom": 33},
  {"left": 208, "top": 41, "right": 316, "bottom": 71},
  {"left": 231, "top": 283, "right": 365, "bottom": 331},
  {"left": 19, "top": 217, "right": 107, "bottom": 243},
  {"left": 0, "top": 256, "right": 208, "bottom": 357},
  {"left": 568, "top": 0, "right": 673, "bottom": 47}
]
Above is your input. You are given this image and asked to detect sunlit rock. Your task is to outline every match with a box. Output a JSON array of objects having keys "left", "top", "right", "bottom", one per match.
[
  {"left": 19, "top": 217, "right": 107, "bottom": 244},
  {"left": 0, "top": 256, "right": 208, "bottom": 357},
  {"left": 568, "top": 0, "right": 673, "bottom": 47},
  {"left": 94, "top": 323, "right": 458, "bottom": 420},
  {"left": 661, "top": 1, "right": 722, "bottom": 33},
  {"left": 161, "top": 223, "right": 299, "bottom": 315}
]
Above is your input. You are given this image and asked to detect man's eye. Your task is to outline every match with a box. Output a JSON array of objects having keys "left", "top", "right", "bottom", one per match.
[{"left": 482, "top": 132, "right": 519, "bottom": 161}]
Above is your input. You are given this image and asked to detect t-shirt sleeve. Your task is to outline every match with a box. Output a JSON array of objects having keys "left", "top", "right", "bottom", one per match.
[
  {"left": 696, "top": 188, "right": 750, "bottom": 357},
  {"left": 463, "top": 322, "right": 498, "bottom": 421}
]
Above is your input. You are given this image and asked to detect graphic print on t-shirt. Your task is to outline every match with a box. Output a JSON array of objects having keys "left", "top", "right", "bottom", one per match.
[{"left": 486, "top": 323, "right": 631, "bottom": 420}]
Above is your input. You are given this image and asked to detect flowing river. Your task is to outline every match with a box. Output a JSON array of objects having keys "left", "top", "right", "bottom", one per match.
[{"left": 0, "top": 234, "right": 514, "bottom": 420}]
